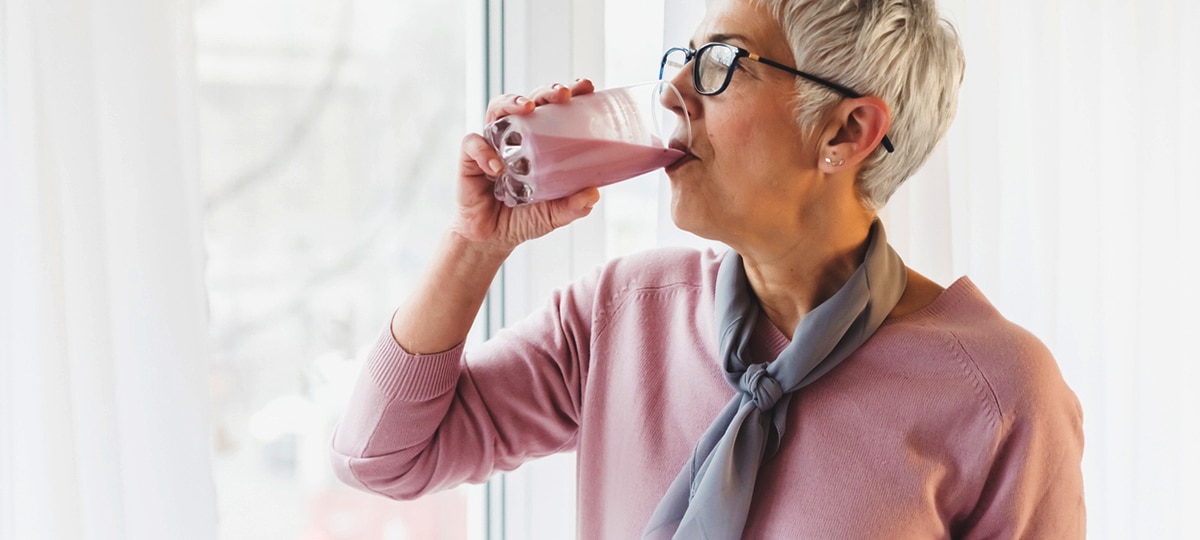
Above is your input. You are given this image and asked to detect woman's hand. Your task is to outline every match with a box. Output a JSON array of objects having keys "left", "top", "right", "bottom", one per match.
[{"left": 452, "top": 78, "right": 600, "bottom": 256}]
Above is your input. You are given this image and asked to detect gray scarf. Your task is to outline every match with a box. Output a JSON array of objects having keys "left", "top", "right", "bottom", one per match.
[{"left": 642, "top": 220, "right": 907, "bottom": 539}]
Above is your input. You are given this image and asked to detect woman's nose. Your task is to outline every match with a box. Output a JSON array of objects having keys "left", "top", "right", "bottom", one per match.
[
  {"left": 657, "top": 78, "right": 696, "bottom": 148},
  {"left": 659, "top": 70, "right": 701, "bottom": 123}
]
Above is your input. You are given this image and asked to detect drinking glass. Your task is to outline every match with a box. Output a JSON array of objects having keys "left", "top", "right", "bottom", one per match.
[{"left": 484, "top": 80, "right": 691, "bottom": 206}]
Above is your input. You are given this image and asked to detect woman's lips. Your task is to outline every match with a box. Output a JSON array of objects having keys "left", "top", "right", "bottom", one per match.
[
  {"left": 666, "top": 139, "right": 696, "bottom": 173},
  {"left": 665, "top": 154, "right": 696, "bottom": 173}
]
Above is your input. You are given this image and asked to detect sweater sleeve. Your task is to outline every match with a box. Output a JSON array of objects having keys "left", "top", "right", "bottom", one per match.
[
  {"left": 956, "top": 333, "right": 1087, "bottom": 539},
  {"left": 329, "top": 268, "right": 600, "bottom": 500}
]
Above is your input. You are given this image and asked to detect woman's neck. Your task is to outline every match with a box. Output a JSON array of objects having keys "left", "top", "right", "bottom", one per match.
[{"left": 736, "top": 209, "right": 875, "bottom": 339}]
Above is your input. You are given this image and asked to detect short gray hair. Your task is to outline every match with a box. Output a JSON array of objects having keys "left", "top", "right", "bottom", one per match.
[{"left": 754, "top": 0, "right": 965, "bottom": 209}]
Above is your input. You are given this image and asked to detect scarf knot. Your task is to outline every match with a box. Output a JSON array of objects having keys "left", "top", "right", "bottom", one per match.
[{"left": 740, "top": 363, "right": 782, "bottom": 411}]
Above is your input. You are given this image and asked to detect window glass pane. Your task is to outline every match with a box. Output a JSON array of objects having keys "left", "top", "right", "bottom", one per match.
[
  {"left": 601, "top": 0, "right": 668, "bottom": 259},
  {"left": 603, "top": 0, "right": 719, "bottom": 257},
  {"left": 195, "top": 0, "right": 474, "bottom": 537}
]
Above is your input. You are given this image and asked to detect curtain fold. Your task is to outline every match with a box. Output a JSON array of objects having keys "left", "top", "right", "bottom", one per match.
[{"left": 1, "top": 0, "right": 217, "bottom": 538}]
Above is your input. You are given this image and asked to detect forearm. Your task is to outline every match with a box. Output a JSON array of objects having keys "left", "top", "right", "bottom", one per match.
[
  {"left": 391, "top": 230, "right": 511, "bottom": 355},
  {"left": 334, "top": 242, "right": 594, "bottom": 498}
]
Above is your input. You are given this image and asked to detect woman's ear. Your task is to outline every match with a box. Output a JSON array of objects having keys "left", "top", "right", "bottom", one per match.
[{"left": 818, "top": 97, "right": 892, "bottom": 173}]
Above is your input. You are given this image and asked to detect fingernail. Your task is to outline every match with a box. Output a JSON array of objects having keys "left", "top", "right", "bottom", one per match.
[
  {"left": 489, "top": 159, "right": 503, "bottom": 174},
  {"left": 551, "top": 83, "right": 564, "bottom": 90},
  {"left": 515, "top": 96, "right": 529, "bottom": 105}
]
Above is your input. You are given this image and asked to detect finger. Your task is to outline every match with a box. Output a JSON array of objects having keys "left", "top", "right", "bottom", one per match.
[
  {"left": 547, "top": 187, "right": 601, "bottom": 228},
  {"left": 568, "top": 78, "right": 596, "bottom": 97},
  {"left": 529, "top": 83, "right": 571, "bottom": 106},
  {"left": 485, "top": 93, "right": 534, "bottom": 123},
  {"left": 460, "top": 133, "right": 503, "bottom": 177}
]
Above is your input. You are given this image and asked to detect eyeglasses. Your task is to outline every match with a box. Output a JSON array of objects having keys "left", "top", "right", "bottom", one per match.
[{"left": 660, "top": 42, "right": 895, "bottom": 153}]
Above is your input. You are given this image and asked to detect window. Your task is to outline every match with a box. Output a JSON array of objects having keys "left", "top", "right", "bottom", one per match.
[
  {"left": 198, "top": 0, "right": 708, "bottom": 537},
  {"left": 197, "top": 0, "right": 479, "bottom": 537}
]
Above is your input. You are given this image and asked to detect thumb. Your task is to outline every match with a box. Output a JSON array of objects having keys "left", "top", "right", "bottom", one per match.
[{"left": 548, "top": 187, "right": 601, "bottom": 228}]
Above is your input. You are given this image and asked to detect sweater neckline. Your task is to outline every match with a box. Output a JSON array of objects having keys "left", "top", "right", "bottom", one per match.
[
  {"left": 754, "top": 276, "right": 980, "bottom": 355},
  {"left": 882, "top": 276, "right": 979, "bottom": 326}
]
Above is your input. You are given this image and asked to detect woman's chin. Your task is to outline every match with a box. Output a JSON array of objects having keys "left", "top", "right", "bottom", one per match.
[
  {"left": 667, "top": 177, "right": 726, "bottom": 239},
  {"left": 668, "top": 196, "right": 709, "bottom": 239}
]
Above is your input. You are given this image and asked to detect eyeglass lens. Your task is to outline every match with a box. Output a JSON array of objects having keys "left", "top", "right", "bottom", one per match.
[{"left": 661, "top": 44, "right": 739, "bottom": 95}]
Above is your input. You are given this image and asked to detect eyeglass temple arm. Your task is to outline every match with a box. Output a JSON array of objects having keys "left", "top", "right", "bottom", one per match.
[{"left": 750, "top": 53, "right": 896, "bottom": 153}]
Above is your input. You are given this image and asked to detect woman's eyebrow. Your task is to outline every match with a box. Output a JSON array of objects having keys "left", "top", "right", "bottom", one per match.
[{"left": 689, "top": 32, "right": 753, "bottom": 49}]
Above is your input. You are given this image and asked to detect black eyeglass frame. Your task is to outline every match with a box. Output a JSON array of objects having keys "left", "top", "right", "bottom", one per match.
[{"left": 660, "top": 42, "right": 895, "bottom": 153}]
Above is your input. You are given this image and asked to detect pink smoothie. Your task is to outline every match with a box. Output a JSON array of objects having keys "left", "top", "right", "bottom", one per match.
[{"left": 517, "top": 134, "right": 686, "bottom": 202}]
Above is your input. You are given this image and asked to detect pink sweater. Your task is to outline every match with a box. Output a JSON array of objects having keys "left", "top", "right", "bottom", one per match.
[{"left": 331, "top": 248, "right": 1085, "bottom": 539}]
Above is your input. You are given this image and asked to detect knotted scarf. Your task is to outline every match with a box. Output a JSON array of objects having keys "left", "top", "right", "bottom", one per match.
[{"left": 642, "top": 220, "right": 907, "bottom": 539}]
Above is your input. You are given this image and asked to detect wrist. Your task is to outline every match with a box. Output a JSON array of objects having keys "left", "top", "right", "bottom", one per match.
[
  {"left": 389, "top": 229, "right": 508, "bottom": 355},
  {"left": 444, "top": 228, "right": 513, "bottom": 269}
]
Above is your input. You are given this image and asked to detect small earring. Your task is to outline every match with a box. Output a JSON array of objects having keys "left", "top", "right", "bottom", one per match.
[{"left": 825, "top": 156, "right": 845, "bottom": 167}]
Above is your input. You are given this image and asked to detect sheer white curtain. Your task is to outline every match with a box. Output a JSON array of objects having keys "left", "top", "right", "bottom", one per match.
[
  {"left": 886, "top": 1, "right": 1200, "bottom": 538},
  {"left": 0, "top": 0, "right": 217, "bottom": 539}
]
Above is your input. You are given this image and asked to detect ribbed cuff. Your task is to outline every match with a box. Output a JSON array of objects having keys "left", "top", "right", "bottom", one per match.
[{"left": 366, "top": 326, "right": 465, "bottom": 402}]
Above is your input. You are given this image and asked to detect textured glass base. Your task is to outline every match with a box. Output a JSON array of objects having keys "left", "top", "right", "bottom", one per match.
[
  {"left": 493, "top": 174, "right": 534, "bottom": 207},
  {"left": 485, "top": 117, "right": 535, "bottom": 206}
]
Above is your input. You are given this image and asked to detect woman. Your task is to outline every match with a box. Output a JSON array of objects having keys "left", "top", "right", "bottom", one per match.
[{"left": 331, "top": 0, "right": 1085, "bottom": 537}]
